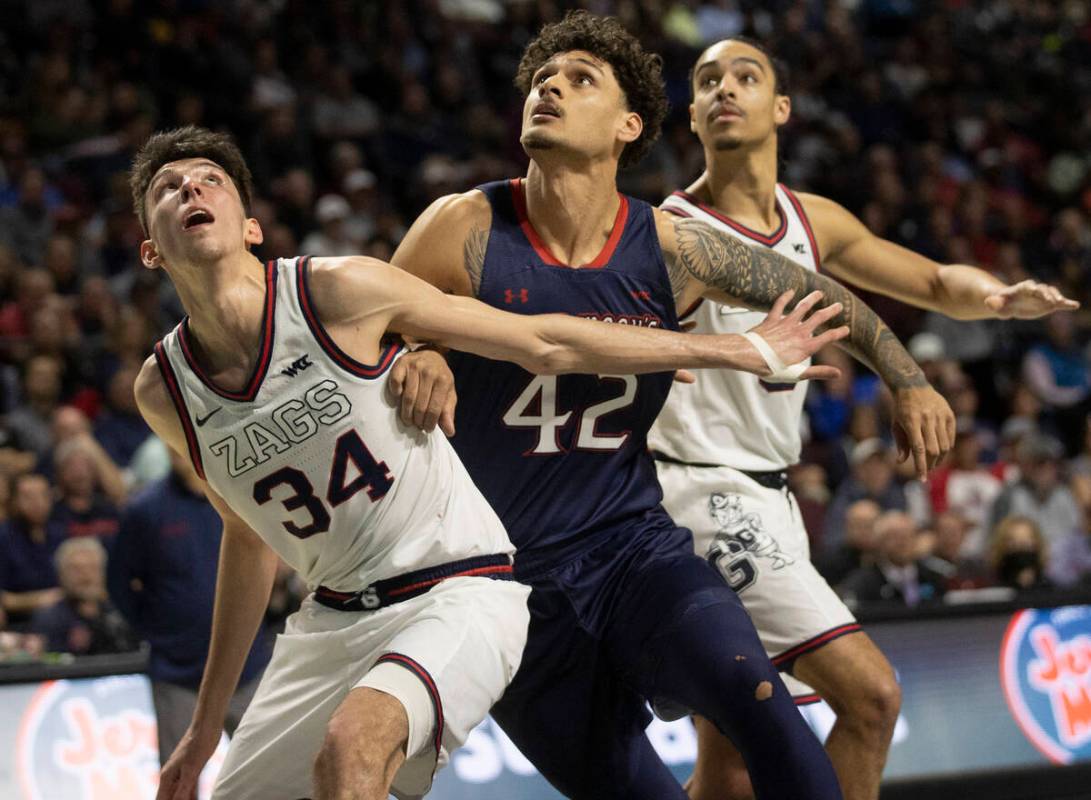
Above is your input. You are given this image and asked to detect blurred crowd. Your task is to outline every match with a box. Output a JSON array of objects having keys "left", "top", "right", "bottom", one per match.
[{"left": 0, "top": 0, "right": 1089, "bottom": 661}]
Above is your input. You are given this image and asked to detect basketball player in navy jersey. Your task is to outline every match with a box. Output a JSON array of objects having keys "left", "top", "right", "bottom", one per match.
[
  {"left": 390, "top": 11, "right": 954, "bottom": 800},
  {"left": 650, "top": 38, "right": 1078, "bottom": 800},
  {"left": 128, "top": 127, "right": 846, "bottom": 800}
]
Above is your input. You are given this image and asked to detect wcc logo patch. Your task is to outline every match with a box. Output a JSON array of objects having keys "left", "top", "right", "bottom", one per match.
[{"left": 1000, "top": 605, "right": 1091, "bottom": 764}]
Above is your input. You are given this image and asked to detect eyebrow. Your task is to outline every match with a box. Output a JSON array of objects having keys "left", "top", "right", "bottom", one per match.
[
  {"left": 695, "top": 56, "right": 768, "bottom": 76},
  {"left": 150, "top": 160, "right": 224, "bottom": 191},
  {"left": 537, "top": 55, "right": 606, "bottom": 76}
]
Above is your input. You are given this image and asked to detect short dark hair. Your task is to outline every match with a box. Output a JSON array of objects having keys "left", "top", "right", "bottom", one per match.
[
  {"left": 130, "top": 126, "right": 254, "bottom": 234},
  {"left": 690, "top": 36, "right": 791, "bottom": 99},
  {"left": 514, "top": 10, "right": 667, "bottom": 169}
]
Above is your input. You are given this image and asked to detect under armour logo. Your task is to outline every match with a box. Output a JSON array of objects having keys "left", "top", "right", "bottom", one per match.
[
  {"left": 630, "top": 290, "right": 651, "bottom": 301},
  {"left": 505, "top": 288, "right": 529, "bottom": 304},
  {"left": 281, "top": 354, "right": 313, "bottom": 378},
  {"left": 793, "top": 243, "right": 806, "bottom": 254}
]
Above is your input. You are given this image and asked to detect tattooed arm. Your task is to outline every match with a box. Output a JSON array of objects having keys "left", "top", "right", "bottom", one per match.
[
  {"left": 384, "top": 191, "right": 495, "bottom": 435},
  {"left": 657, "top": 209, "right": 954, "bottom": 476}
]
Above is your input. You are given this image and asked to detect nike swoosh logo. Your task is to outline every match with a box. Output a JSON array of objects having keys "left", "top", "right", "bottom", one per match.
[{"left": 195, "top": 407, "right": 223, "bottom": 427}]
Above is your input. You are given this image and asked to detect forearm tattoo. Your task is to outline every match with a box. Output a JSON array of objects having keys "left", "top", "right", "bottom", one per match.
[
  {"left": 463, "top": 225, "right": 488, "bottom": 297},
  {"left": 667, "top": 217, "right": 927, "bottom": 389}
]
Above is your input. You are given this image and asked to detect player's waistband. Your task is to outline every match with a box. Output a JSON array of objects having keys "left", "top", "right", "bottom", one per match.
[
  {"left": 313, "top": 554, "right": 514, "bottom": 612},
  {"left": 650, "top": 451, "right": 789, "bottom": 490}
]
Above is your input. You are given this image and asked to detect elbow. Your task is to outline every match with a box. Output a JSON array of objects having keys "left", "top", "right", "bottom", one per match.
[{"left": 519, "top": 341, "right": 570, "bottom": 375}]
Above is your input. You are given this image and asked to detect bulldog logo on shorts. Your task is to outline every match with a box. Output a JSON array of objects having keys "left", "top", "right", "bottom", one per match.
[{"left": 708, "top": 493, "right": 793, "bottom": 570}]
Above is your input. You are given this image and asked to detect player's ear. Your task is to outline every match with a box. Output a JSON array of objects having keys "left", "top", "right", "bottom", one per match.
[
  {"left": 140, "top": 240, "right": 162, "bottom": 270},
  {"left": 774, "top": 94, "right": 791, "bottom": 127},
  {"left": 618, "top": 110, "right": 642, "bottom": 145},
  {"left": 689, "top": 103, "right": 697, "bottom": 133},
  {"left": 244, "top": 216, "right": 264, "bottom": 248}
]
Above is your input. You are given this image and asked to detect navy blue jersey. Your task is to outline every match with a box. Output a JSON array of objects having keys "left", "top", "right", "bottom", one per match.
[{"left": 449, "top": 179, "right": 679, "bottom": 557}]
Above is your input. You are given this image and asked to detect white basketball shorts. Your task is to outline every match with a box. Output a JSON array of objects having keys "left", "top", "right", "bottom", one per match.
[
  {"left": 211, "top": 575, "right": 530, "bottom": 800},
  {"left": 656, "top": 461, "right": 860, "bottom": 701}
]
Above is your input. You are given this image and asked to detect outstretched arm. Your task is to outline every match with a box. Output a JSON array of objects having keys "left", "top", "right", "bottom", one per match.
[
  {"left": 658, "top": 211, "right": 953, "bottom": 477},
  {"left": 799, "top": 192, "right": 1077, "bottom": 320},
  {"left": 310, "top": 256, "right": 847, "bottom": 381}
]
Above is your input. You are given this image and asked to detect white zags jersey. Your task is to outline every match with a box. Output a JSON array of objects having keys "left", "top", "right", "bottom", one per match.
[
  {"left": 648, "top": 185, "right": 821, "bottom": 471},
  {"left": 156, "top": 257, "right": 513, "bottom": 591}
]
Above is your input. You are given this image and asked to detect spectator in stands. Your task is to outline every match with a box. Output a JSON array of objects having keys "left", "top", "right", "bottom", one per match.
[
  {"left": 824, "top": 438, "right": 908, "bottom": 553},
  {"left": 5, "top": 354, "right": 64, "bottom": 458},
  {"left": 0, "top": 167, "right": 54, "bottom": 266},
  {"left": 92, "top": 363, "right": 150, "bottom": 469},
  {"left": 817, "top": 498, "right": 881, "bottom": 588},
  {"left": 51, "top": 440, "right": 121, "bottom": 541},
  {"left": 989, "top": 433, "right": 1082, "bottom": 557},
  {"left": 919, "top": 511, "right": 989, "bottom": 590},
  {"left": 928, "top": 418, "right": 1003, "bottom": 561},
  {"left": 840, "top": 511, "right": 947, "bottom": 607},
  {"left": 108, "top": 450, "right": 270, "bottom": 763},
  {"left": 1021, "top": 313, "right": 1090, "bottom": 451},
  {"left": 1048, "top": 474, "right": 1091, "bottom": 588},
  {"left": 0, "top": 473, "right": 64, "bottom": 627},
  {"left": 28, "top": 537, "right": 137, "bottom": 655},
  {"left": 48, "top": 406, "right": 126, "bottom": 505},
  {"left": 989, "top": 516, "right": 1054, "bottom": 593},
  {"left": 300, "top": 194, "right": 360, "bottom": 256}
]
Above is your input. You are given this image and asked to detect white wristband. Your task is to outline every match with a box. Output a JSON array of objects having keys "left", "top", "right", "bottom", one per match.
[{"left": 740, "top": 331, "right": 809, "bottom": 383}]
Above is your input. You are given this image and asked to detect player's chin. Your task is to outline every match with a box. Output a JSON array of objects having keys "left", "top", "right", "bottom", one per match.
[
  {"left": 712, "top": 134, "right": 745, "bottom": 151},
  {"left": 521, "top": 131, "right": 560, "bottom": 152}
]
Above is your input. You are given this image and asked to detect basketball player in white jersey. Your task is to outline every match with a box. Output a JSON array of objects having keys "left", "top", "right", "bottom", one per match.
[
  {"left": 128, "top": 126, "right": 851, "bottom": 800},
  {"left": 649, "top": 37, "right": 1078, "bottom": 800}
]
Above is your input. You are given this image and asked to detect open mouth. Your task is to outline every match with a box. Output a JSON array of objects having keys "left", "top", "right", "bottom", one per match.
[
  {"left": 531, "top": 101, "right": 561, "bottom": 119},
  {"left": 183, "top": 208, "right": 215, "bottom": 230}
]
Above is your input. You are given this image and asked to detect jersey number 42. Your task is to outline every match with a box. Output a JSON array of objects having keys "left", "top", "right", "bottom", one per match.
[{"left": 502, "top": 374, "right": 637, "bottom": 455}]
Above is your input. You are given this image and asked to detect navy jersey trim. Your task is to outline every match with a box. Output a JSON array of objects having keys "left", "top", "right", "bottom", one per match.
[
  {"left": 671, "top": 190, "right": 788, "bottom": 246},
  {"left": 153, "top": 340, "right": 206, "bottom": 480},
  {"left": 296, "top": 256, "right": 402, "bottom": 378},
  {"left": 177, "top": 260, "right": 278, "bottom": 402},
  {"left": 510, "top": 178, "right": 628, "bottom": 268},
  {"left": 781, "top": 186, "right": 823, "bottom": 272},
  {"left": 771, "top": 622, "right": 862, "bottom": 673},
  {"left": 376, "top": 652, "right": 444, "bottom": 763}
]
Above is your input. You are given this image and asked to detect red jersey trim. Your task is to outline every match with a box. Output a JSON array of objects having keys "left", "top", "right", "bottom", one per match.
[
  {"left": 177, "top": 260, "right": 277, "bottom": 402},
  {"left": 671, "top": 190, "right": 788, "bottom": 246},
  {"left": 510, "top": 178, "right": 628, "bottom": 268},
  {"left": 297, "top": 256, "right": 403, "bottom": 378},
  {"left": 153, "top": 341, "right": 205, "bottom": 480},
  {"left": 781, "top": 186, "right": 823, "bottom": 272},
  {"left": 376, "top": 652, "right": 445, "bottom": 764},
  {"left": 678, "top": 297, "right": 704, "bottom": 320},
  {"left": 793, "top": 693, "right": 822, "bottom": 706},
  {"left": 771, "top": 623, "right": 862, "bottom": 671}
]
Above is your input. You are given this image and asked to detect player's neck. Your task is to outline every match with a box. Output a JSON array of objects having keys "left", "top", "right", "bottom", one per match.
[
  {"left": 522, "top": 159, "right": 622, "bottom": 267},
  {"left": 168, "top": 250, "right": 269, "bottom": 377},
  {"left": 692, "top": 141, "right": 779, "bottom": 230}
]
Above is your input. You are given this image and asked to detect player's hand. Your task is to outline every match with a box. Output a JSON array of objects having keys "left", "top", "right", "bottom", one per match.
[
  {"left": 387, "top": 348, "right": 457, "bottom": 436},
  {"left": 747, "top": 290, "right": 849, "bottom": 380},
  {"left": 983, "top": 280, "right": 1079, "bottom": 319},
  {"left": 156, "top": 729, "right": 216, "bottom": 800},
  {"left": 890, "top": 385, "right": 955, "bottom": 481}
]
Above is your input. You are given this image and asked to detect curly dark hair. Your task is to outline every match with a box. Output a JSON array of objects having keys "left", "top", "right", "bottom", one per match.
[
  {"left": 514, "top": 10, "right": 667, "bottom": 169},
  {"left": 130, "top": 126, "right": 253, "bottom": 234}
]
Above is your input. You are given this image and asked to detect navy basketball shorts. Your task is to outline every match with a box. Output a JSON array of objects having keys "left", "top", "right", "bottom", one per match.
[{"left": 491, "top": 509, "right": 842, "bottom": 800}]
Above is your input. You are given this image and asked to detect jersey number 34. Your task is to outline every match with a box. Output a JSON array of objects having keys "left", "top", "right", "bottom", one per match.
[{"left": 252, "top": 429, "right": 393, "bottom": 539}]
